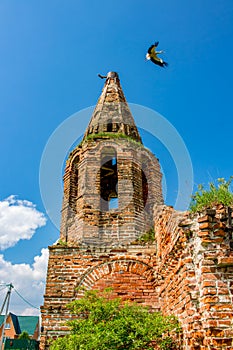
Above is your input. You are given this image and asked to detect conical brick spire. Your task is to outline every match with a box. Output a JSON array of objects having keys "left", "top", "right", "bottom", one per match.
[{"left": 84, "top": 72, "right": 142, "bottom": 143}]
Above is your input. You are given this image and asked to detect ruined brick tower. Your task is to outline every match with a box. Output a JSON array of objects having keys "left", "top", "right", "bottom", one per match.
[
  {"left": 41, "top": 73, "right": 233, "bottom": 350},
  {"left": 59, "top": 71, "right": 163, "bottom": 247}
]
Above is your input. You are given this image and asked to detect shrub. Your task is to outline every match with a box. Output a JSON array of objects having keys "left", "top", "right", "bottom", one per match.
[
  {"left": 50, "top": 289, "right": 181, "bottom": 350},
  {"left": 190, "top": 177, "right": 233, "bottom": 213}
]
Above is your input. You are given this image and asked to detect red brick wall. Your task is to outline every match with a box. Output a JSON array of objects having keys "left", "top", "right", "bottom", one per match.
[
  {"left": 41, "top": 205, "right": 233, "bottom": 349},
  {"left": 60, "top": 138, "right": 163, "bottom": 246},
  {"left": 40, "top": 245, "right": 159, "bottom": 348},
  {"left": 153, "top": 205, "right": 233, "bottom": 349}
]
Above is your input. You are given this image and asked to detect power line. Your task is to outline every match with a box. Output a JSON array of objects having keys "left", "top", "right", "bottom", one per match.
[
  {"left": 0, "top": 283, "right": 40, "bottom": 311},
  {"left": 14, "top": 288, "right": 40, "bottom": 310}
]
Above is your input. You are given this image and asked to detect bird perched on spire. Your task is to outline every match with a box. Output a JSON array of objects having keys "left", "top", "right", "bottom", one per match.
[{"left": 146, "top": 42, "right": 168, "bottom": 67}]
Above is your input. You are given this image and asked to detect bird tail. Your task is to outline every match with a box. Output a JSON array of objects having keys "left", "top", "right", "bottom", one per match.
[{"left": 162, "top": 61, "right": 168, "bottom": 67}]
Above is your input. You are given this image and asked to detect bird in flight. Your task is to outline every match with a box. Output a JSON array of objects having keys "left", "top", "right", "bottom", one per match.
[{"left": 146, "top": 42, "right": 168, "bottom": 67}]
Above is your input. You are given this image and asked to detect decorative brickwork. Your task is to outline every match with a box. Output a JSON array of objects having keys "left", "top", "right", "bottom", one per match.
[{"left": 41, "top": 73, "right": 233, "bottom": 349}]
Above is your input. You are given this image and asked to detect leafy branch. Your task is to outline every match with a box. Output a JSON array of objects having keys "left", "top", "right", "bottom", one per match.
[
  {"left": 50, "top": 289, "right": 181, "bottom": 350},
  {"left": 189, "top": 177, "right": 233, "bottom": 213}
]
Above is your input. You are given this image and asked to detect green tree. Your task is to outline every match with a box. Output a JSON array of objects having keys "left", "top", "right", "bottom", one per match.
[
  {"left": 18, "top": 330, "right": 30, "bottom": 339},
  {"left": 50, "top": 289, "right": 181, "bottom": 350},
  {"left": 190, "top": 177, "right": 233, "bottom": 213}
]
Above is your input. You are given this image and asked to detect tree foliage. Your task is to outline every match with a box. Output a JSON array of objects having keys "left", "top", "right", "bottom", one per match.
[
  {"left": 50, "top": 289, "right": 181, "bottom": 350},
  {"left": 19, "top": 331, "right": 30, "bottom": 340},
  {"left": 190, "top": 177, "right": 233, "bottom": 213}
]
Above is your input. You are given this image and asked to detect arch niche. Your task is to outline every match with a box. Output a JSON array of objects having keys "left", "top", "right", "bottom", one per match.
[{"left": 75, "top": 259, "right": 159, "bottom": 309}]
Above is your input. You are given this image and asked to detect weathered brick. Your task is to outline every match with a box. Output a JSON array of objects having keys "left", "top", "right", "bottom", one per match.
[
  {"left": 218, "top": 257, "right": 233, "bottom": 266},
  {"left": 199, "top": 222, "right": 212, "bottom": 230}
]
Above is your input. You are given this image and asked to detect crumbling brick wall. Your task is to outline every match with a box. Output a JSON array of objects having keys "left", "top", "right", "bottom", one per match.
[
  {"left": 154, "top": 205, "right": 233, "bottom": 349},
  {"left": 41, "top": 205, "right": 233, "bottom": 350},
  {"left": 40, "top": 244, "right": 160, "bottom": 349}
]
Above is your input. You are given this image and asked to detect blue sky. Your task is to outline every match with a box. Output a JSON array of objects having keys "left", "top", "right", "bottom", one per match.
[{"left": 0, "top": 1, "right": 233, "bottom": 314}]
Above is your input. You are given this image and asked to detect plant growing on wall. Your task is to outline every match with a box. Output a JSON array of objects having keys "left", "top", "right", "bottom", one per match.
[
  {"left": 137, "top": 228, "right": 155, "bottom": 244},
  {"left": 50, "top": 289, "right": 181, "bottom": 350},
  {"left": 72, "top": 132, "right": 144, "bottom": 151},
  {"left": 190, "top": 176, "right": 233, "bottom": 213}
]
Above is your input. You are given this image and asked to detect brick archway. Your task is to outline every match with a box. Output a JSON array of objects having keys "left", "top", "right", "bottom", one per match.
[{"left": 75, "top": 259, "right": 159, "bottom": 308}]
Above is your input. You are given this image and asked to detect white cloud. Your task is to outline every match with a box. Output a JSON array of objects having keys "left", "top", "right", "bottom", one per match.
[
  {"left": 0, "top": 248, "right": 49, "bottom": 315},
  {"left": 0, "top": 195, "right": 46, "bottom": 250},
  {"left": 21, "top": 308, "right": 41, "bottom": 316}
]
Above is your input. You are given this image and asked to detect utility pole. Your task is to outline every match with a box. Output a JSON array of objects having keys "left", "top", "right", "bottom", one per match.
[{"left": 0, "top": 284, "right": 13, "bottom": 350}]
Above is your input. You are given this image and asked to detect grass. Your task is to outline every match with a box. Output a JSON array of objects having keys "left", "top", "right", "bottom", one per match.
[
  {"left": 189, "top": 177, "right": 233, "bottom": 213},
  {"left": 84, "top": 132, "right": 143, "bottom": 146}
]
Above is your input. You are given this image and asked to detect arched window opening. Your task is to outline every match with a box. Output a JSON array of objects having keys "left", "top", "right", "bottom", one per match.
[
  {"left": 100, "top": 147, "right": 118, "bottom": 211},
  {"left": 109, "top": 197, "right": 118, "bottom": 210},
  {"left": 107, "top": 122, "right": 112, "bottom": 132}
]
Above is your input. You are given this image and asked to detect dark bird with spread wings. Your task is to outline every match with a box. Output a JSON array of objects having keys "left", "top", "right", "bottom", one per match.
[{"left": 146, "top": 42, "right": 168, "bottom": 67}]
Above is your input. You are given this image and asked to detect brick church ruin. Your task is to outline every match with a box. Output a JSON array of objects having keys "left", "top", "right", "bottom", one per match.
[{"left": 41, "top": 72, "right": 233, "bottom": 349}]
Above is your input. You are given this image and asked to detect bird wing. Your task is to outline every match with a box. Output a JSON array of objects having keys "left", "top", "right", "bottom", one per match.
[
  {"left": 147, "top": 41, "right": 159, "bottom": 55},
  {"left": 150, "top": 56, "right": 168, "bottom": 67},
  {"left": 150, "top": 54, "right": 163, "bottom": 65}
]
